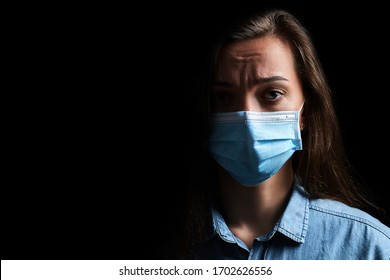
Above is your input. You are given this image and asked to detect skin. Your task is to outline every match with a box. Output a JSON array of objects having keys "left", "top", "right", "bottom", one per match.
[{"left": 212, "top": 35, "right": 305, "bottom": 248}]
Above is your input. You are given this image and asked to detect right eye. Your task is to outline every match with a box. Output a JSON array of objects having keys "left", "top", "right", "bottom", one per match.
[{"left": 213, "top": 92, "right": 232, "bottom": 106}]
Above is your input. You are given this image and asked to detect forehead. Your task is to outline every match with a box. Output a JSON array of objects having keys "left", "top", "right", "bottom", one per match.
[{"left": 215, "top": 36, "right": 296, "bottom": 77}]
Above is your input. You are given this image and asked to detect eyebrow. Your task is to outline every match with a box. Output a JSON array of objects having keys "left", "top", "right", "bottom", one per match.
[{"left": 213, "top": 76, "right": 289, "bottom": 87}]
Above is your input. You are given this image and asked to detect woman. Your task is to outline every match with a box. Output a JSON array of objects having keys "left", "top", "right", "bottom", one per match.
[{"left": 181, "top": 8, "right": 390, "bottom": 259}]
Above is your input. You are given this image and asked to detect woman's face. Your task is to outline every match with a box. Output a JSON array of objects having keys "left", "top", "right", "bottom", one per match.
[{"left": 212, "top": 36, "right": 305, "bottom": 114}]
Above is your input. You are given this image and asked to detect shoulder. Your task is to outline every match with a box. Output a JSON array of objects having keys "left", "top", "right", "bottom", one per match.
[{"left": 308, "top": 198, "right": 390, "bottom": 239}]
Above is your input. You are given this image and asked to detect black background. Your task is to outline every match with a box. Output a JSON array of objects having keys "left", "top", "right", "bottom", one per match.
[{"left": 3, "top": 1, "right": 389, "bottom": 260}]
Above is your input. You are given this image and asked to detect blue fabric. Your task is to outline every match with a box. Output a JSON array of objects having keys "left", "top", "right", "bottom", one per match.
[
  {"left": 197, "top": 182, "right": 390, "bottom": 259},
  {"left": 208, "top": 110, "right": 302, "bottom": 186}
]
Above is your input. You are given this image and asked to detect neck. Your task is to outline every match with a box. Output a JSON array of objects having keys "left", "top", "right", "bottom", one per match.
[{"left": 217, "top": 160, "right": 294, "bottom": 248}]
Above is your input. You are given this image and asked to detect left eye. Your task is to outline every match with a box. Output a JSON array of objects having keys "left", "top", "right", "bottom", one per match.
[{"left": 263, "top": 90, "right": 283, "bottom": 100}]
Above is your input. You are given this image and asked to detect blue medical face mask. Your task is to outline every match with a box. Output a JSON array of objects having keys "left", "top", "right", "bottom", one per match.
[{"left": 208, "top": 106, "right": 303, "bottom": 187}]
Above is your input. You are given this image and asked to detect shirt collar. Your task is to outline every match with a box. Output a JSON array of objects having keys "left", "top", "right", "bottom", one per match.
[
  {"left": 276, "top": 181, "right": 309, "bottom": 243},
  {"left": 205, "top": 180, "right": 310, "bottom": 244}
]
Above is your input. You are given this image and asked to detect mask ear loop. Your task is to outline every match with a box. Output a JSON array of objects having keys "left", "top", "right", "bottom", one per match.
[
  {"left": 298, "top": 100, "right": 305, "bottom": 130},
  {"left": 299, "top": 101, "right": 305, "bottom": 111}
]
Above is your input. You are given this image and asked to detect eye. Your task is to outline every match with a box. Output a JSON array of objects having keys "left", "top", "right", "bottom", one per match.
[
  {"left": 213, "top": 92, "right": 232, "bottom": 106},
  {"left": 262, "top": 89, "right": 284, "bottom": 101}
]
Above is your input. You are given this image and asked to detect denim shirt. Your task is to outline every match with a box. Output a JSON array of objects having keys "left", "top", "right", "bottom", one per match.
[{"left": 197, "top": 182, "right": 390, "bottom": 260}]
